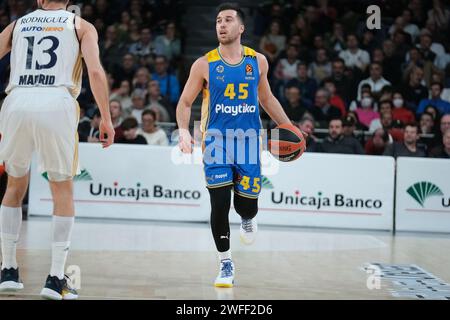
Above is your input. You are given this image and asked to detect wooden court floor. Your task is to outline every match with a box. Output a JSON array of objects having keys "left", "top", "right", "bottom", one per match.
[{"left": 1, "top": 217, "right": 449, "bottom": 300}]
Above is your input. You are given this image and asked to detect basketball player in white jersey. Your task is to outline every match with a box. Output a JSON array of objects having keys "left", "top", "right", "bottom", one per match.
[{"left": 0, "top": 0, "right": 114, "bottom": 299}]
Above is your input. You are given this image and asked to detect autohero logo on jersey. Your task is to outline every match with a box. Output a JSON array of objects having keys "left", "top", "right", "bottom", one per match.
[
  {"left": 215, "top": 103, "right": 257, "bottom": 116},
  {"left": 89, "top": 181, "right": 201, "bottom": 201}
]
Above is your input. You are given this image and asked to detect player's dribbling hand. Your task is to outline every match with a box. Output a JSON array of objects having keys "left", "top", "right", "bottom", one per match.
[
  {"left": 99, "top": 120, "right": 115, "bottom": 148},
  {"left": 178, "top": 128, "right": 194, "bottom": 153}
]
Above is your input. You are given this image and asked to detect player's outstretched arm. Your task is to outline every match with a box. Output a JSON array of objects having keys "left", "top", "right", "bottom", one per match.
[
  {"left": 176, "top": 57, "right": 207, "bottom": 153},
  {"left": 257, "top": 53, "right": 291, "bottom": 126},
  {"left": 78, "top": 17, "right": 114, "bottom": 148},
  {"left": 0, "top": 22, "right": 14, "bottom": 60}
]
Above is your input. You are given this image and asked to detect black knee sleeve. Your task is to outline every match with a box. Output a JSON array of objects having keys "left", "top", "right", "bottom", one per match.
[
  {"left": 234, "top": 193, "right": 258, "bottom": 220},
  {"left": 208, "top": 185, "right": 232, "bottom": 252}
]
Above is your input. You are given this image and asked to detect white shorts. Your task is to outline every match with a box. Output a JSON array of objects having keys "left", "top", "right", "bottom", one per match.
[{"left": 0, "top": 87, "right": 80, "bottom": 180}]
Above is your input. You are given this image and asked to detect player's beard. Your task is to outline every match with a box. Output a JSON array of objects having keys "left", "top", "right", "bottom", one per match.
[{"left": 218, "top": 33, "right": 239, "bottom": 45}]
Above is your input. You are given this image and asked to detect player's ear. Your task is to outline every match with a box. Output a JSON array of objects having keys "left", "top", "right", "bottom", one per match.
[{"left": 239, "top": 24, "right": 245, "bottom": 34}]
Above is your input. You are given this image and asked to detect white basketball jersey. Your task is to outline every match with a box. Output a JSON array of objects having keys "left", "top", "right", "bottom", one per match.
[{"left": 6, "top": 9, "right": 82, "bottom": 98}]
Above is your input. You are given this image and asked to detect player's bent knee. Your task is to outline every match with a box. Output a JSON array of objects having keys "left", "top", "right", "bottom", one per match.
[
  {"left": 47, "top": 171, "right": 73, "bottom": 183},
  {"left": 234, "top": 194, "right": 258, "bottom": 219},
  {"left": 5, "top": 163, "right": 29, "bottom": 179}
]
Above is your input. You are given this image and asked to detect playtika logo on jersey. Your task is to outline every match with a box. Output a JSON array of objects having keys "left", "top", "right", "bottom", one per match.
[{"left": 215, "top": 103, "right": 257, "bottom": 116}]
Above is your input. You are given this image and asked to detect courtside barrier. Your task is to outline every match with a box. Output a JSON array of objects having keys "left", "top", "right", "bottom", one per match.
[
  {"left": 395, "top": 157, "right": 450, "bottom": 233},
  {"left": 29, "top": 143, "right": 396, "bottom": 231}
]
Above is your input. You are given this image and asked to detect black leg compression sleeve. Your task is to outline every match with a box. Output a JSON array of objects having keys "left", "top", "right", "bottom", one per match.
[
  {"left": 208, "top": 185, "right": 232, "bottom": 252},
  {"left": 234, "top": 193, "right": 258, "bottom": 220}
]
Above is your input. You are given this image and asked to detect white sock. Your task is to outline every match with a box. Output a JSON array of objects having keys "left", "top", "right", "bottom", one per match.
[
  {"left": 218, "top": 249, "right": 232, "bottom": 261},
  {"left": 0, "top": 206, "right": 22, "bottom": 270},
  {"left": 50, "top": 215, "right": 74, "bottom": 280}
]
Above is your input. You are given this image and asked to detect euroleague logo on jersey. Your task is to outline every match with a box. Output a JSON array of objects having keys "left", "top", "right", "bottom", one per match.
[{"left": 245, "top": 64, "right": 253, "bottom": 76}]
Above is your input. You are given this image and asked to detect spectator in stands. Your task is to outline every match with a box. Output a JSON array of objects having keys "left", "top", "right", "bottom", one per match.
[
  {"left": 110, "top": 100, "right": 124, "bottom": 142},
  {"left": 308, "top": 48, "right": 332, "bottom": 84},
  {"left": 365, "top": 128, "right": 389, "bottom": 155},
  {"left": 330, "top": 58, "right": 354, "bottom": 104},
  {"left": 369, "top": 99, "right": 392, "bottom": 132},
  {"left": 371, "top": 106, "right": 404, "bottom": 142},
  {"left": 298, "top": 116, "right": 317, "bottom": 152},
  {"left": 323, "top": 78, "right": 346, "bottom": 116},
  {"left": 419, "top": 112, "right": 436, "bottom": 135},
  {"left": 381, "top": 39, "right": 403, "bottom": 85},
  {"left": 117, "top": 117, "right": 147, "bottom": 145},
  {"left": 428, "top": 129, "right": 450, "bottom": 158},
  {"left": 401, "top": 66, "right": 429, "bottom": 111},
  {"left": 417, "top": 82, "right": 450, "bottom": 115},
  {"left": 100, "top": 25, "right": 127, "bottom": 72},
  {"left": 427, "top": 0, "right": 450, "bottom": 34},
  {"left": 316, "top": 118, "right": 364, "bottom": 155},
  {"left": 338, "top": 34, "right": 370, "bottom": 73},
  {"left": 282, "top": 85, "right": 309, "bottom": 122},
  {"left": 133, "top": 67, "right": 151, "bottom": 90},
  {"left": 326, "top": 22, "right": 346, "bottom": 54},
  {"left": 430, "top": 114, "right": 450, "bottom": 148},
  {"left": 353, "top": 91, "right": 379, "bottom": 129},
  {"left": 342, "top": 115, "right": 357, "bottom": 139},
  {"left": 126, "top": 19, "right": 141, "bottom": 44},
  {"left": 274, "top": 44, "right": 300, "bottom": 82},
  {"left": 287, "top": 62, "right": 317, "bottom": 103},
  {"left": 392, "top": 91, "right": 415, "bottom": 125},
  {"left": 259, "top": 20, "right": 286, "bottom": 63},
  {"left": 112, "top": 54, "right": 137, "bottom": 89},
  {"left": 401, "top": 8, "right": 421, "bottom": 41},
  {"left": 137, "top": 109, "right": 169, "bottom": 146},
  {"left": 128, "top": 89, "right": 148, "bottom": 124},
  {"left": 147, "top": 80, "right": 173, "bottom": 122},
  {"left": 152, "top": 55, "right": 180, "bottom": 105},
  {"left": 129, "top": 27, "right": 155, "bottom": 67},
  {"left": 78, "top": 109, "right": 101, "bottom": 143},
  {"left": 154, "top": 22, "right": 181, "bottom": 62},
  {"left": 383, "top": 123, "right": 426, "bottom": 158},
  {"left": 360, "top": 30, "right": 378, "bottom": 54},
  {"left": 357, "top": 62, "right": 391, "bottom": 100},
  {"left": 110, "top": 80, "right": 133, "bottom": 111},
  {"left": 310, "top": 88, "right": 342, "bottom": 128}
]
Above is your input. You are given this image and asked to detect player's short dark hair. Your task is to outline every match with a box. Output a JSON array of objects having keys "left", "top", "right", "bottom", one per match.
[
  {"left": 216, "top": 3, "right": 245, "bottom": 24},
  {"left": 121, "top": 117, "right": 139, "bottom": 131}
]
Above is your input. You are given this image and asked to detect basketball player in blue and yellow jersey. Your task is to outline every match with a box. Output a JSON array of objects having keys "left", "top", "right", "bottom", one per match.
[{"left": 176, "top": 3, "right": 292, "bottom": 287}]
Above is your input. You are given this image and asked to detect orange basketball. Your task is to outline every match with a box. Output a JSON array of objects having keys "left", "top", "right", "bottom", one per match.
[{"left": 268, "top": 123, "right": 306, "bottom": 162}]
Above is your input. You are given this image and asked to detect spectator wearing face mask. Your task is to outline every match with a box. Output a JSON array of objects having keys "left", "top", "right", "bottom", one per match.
[
  {"left": 365, "top": 128, "right": 389, "bottom": 155},
  {"left": 391, "top": 91, "right": 415, "bottom": 125},
  {"left": 353, "top": 92, "right": 379, "bottom": 128}
]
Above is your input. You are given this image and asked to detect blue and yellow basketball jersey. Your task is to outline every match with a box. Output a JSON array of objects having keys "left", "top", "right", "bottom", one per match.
[{"left": 201, "top": 46, "right": 262, "bottom": 198}]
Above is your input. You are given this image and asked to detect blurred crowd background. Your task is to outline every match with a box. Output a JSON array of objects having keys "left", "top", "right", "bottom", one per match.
[{"left": 0, "top": 0, "right": 449, "bottom": 159}]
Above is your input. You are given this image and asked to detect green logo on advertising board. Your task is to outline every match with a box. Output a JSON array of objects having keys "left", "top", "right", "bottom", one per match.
[{"left": 407, "top": 182, "right": 443, "bottom": 207}]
